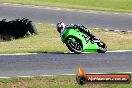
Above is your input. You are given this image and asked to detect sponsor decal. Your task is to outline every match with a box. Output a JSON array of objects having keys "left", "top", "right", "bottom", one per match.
[{"left": 76, "top": 67, "right": 131, "bottom": 85}]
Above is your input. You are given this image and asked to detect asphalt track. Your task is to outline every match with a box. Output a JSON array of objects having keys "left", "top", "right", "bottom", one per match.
[
  {"left": 0, "top": 4, "right": 132, "bottom": 77},
  {"left": 0, "top": 4, "right": 132, "bottom": 31},
  {"left": 0, "top": 51, "right": 132, "bottom": 77}
]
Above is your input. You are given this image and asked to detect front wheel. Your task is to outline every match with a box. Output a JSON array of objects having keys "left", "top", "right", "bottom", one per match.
[{"left": 65, "top": 37, "right": 83, "bottom": 54}]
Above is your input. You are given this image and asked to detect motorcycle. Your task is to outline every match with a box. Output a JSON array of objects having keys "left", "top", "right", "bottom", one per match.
[{"left": 60, "top": 25, "right": 107, "bottom": 54}]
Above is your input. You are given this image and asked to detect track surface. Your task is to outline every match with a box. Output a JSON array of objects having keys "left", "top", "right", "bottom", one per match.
[
  {"left": 0, "top": 4, "right": 132, "bottom": 31},
  {"left": 0, "top": 4, "right": 132, "bottom": 77},
  {"left": 0, "top": 52, "right": 132, "bottom": 77}
]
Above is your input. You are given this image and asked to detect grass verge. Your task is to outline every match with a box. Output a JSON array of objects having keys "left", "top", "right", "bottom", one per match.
[
  {"left": 0, "top": 0, "right": 132, "bottom": 13},
  {"left": 0, "top": 23, "right": 68, "bottom": 54},
  {"left": 0, "top": 75, "right": 131, "bottom": 88},
  {"left": 0, "top": 23, "right": 132, "bottom": 53}
]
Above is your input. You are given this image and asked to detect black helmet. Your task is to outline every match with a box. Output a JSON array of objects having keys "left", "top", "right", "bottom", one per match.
[{"left": 56, "top": 22, "right": 65, "bottom": 33}]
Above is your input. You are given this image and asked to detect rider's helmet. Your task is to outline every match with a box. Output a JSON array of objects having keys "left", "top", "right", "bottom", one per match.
[{"left": 56, "top": 22, "right": 65, "bottom": 33}]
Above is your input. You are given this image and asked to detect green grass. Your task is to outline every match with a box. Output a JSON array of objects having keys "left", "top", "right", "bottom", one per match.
[
  {"left": 0, "top": 23, "right": 68, "bottom": 54},
  {"left": 0, "top": 75, "right": 131, "bottom": 88},
  {"left": 92, "top": 29, "right": 132, "bottom": 51},
  {"left": 0, "top": 23, "right": 132, "bottom": 54},
  {"left": 0, "top": 0, "right": 132, "bottom": 13}
]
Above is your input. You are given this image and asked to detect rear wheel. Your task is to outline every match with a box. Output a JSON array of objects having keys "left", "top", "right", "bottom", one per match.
[
  {"left": 97, "top": 41, "right": 107, "bottom": 53},
  {"left": 65, "top": 37, "right": 82, "bottom": 54}
]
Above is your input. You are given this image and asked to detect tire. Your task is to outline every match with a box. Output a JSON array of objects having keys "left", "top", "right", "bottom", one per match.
[
  {"left": 97, "top": 42, "right": 107, "bottom": 53},
  {"left": 65, "top": 37, "right": 83, "bottom": 54},
  {"left": 76, "top": 76, "right": 87, "bottom": 85}
]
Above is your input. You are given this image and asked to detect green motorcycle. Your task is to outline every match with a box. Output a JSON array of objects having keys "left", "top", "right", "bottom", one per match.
[{"left": 60, "top": 25, "right": 107, "bottom": 54}]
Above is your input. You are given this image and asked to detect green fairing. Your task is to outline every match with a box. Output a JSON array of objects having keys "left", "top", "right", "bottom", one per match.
[{"left": 61, "top": 28, "right": 99, "bottom": 52}]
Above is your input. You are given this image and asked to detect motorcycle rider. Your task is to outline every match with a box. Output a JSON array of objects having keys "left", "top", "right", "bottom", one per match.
[{"left": 56, "top": 22, "right": 97, "bottom": 43}]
